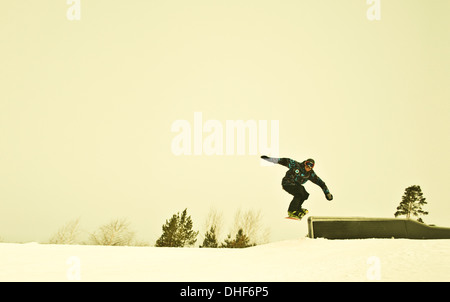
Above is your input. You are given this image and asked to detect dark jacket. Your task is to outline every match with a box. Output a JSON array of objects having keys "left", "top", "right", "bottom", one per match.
[{"left": 263, "top": 157, "right": 330, "bottom": 195}]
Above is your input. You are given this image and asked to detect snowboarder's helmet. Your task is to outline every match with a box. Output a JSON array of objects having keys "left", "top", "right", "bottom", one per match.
[{"left": 305, "top": 158, "right": 315, "bottom": 169}]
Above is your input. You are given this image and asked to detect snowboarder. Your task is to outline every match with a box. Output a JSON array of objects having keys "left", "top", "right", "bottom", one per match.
[{"left": 261, "top": 155, "right": 333, "bottom": 220}]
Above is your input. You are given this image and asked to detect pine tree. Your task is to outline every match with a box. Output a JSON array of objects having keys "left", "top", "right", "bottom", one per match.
[
  {"left": 394, "top": 185, "right": 429, "bottom": 223},
  {"left": 155, "top": 209, "right": 199, "bottom": 247},
  {"left": 200, "top": 226, "right": 219, "bottom": 248},
  {"left": 155, "top": 214, "right": 180, "bottom": 247},
  {"left": 220, "top": 228, "right": 254, "bottom": 248},
  {"left": 177, "top": 209, "right": 198, "bottom": 246}
]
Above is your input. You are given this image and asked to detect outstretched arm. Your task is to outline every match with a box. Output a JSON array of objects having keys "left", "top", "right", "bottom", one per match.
[
  {"left": 310, "top": 171, "right": 333, "bottom": 200},
  {"left": 261, "top": 156, "right": 298, "bottom": 168}
]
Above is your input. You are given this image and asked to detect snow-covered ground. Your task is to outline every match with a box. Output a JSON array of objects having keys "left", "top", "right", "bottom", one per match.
[{"left": 1, "top": 238, "right": 449, "bottom": 282}]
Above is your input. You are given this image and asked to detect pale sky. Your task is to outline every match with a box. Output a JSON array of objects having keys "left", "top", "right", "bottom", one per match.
[{"left": 1, "top": 0, "right": 449, "bottom": 243}]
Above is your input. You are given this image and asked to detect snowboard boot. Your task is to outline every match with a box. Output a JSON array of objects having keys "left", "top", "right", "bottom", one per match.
[
  {"left": 298, "top": 208, "right": 309, "bottom": 219},
  {"left": 288, "top": 209, "right": 308, "bottom": 219},
  {"left": 287, "top": 210, "right": 298, "bottom": 218},
  {"left": 297, "top": 208, "right": 309, "bottom": 219}
]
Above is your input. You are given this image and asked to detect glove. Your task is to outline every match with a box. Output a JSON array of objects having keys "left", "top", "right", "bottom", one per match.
[
  {"left": 261, "top": 155, "right": 279, "bottom": 164},
  {"left": 326, "top": 193, "right": 333, "bottom": 201}
]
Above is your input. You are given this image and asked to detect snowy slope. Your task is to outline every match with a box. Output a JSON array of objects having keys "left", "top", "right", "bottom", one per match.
[{"left": 1, "top": 238, "right": 449, "bottom": 282}]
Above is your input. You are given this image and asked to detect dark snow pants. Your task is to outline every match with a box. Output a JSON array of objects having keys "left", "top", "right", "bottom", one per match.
[{"left": 282, "top": 183, "right": 309, "bottom": 213}]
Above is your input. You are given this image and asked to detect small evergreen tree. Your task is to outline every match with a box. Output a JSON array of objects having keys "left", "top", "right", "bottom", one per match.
[
  {"left": 394, "top": 185, "right": 429, "bottom": 223},
  {"left": 155, "top": 209, "right": 199, "bottom": 247},
  {"left": 178, "top": 208, "right": 199, "bottom": 246},
  {"left": 200, "top": 226, "right": 219, "bottom": 248},
  {"left": 220, "top": 228, "right": 254, "bottom": 248},
  {"left": 155, "top": 214, "right": 180, "bottom": 247}
]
